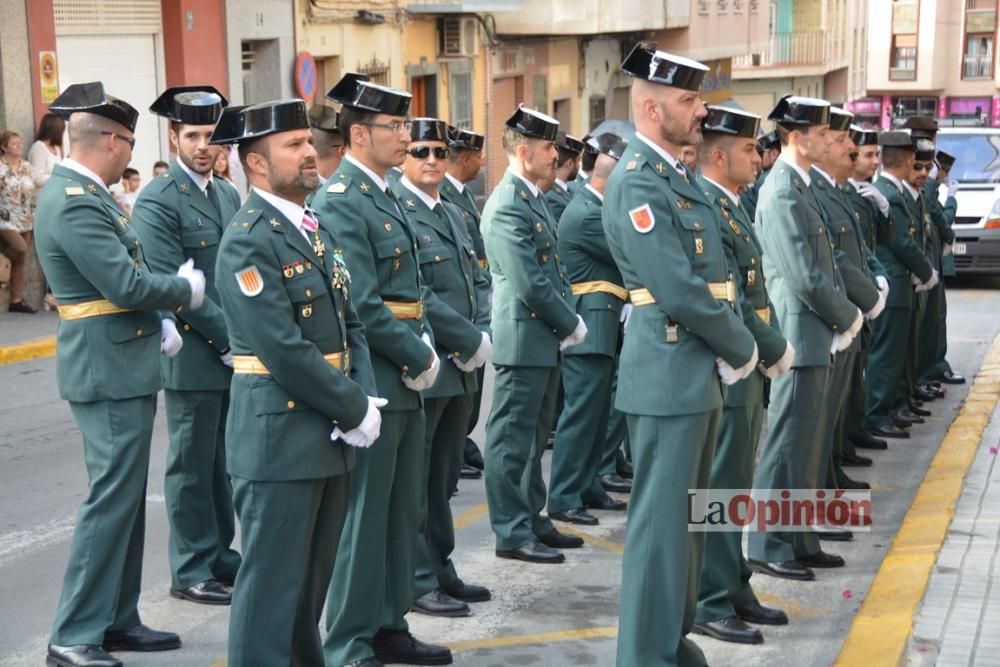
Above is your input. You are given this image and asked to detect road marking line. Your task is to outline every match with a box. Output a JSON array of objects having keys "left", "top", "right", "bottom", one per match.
[
  {"left": 453, "top": 501, "right": 489, "bottom": 531},
  {"left": 559, "top": 526, "right": 624, "bottom": 554},
  {"left": 447, "top": 625, "right": 618, "bottom": 652},
  {"left": 0, "top": 336, "right": 56, "bottom": 365},
  {"left": 836, "top": 332, "right": 1000, "bottom": 667}
]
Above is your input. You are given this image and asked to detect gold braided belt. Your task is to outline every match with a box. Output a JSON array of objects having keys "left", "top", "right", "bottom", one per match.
[
  {"left": 383, "top": 300, "right": 424, "bottom": 320},
  {"left": 570, "top": 280, "right": 629, "bottom": 301},
  {"left": 629, "top": 279, "right": 736, "bottom": 306},
  {"left": 57, "top": 299, "right": 132, "bottom": 320},
  {"left": 232, "top": 349, "right": 351, "bottom": 375},
  {"left": 755, "top": 307, "right": 772, "bottom": 325}
]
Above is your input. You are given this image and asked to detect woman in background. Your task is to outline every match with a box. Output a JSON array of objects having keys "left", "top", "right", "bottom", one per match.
[
  {"left": 27, "top": 113, "right": 64, "bottom": 311},
  {"left": 1, "top": 130, "right": 37, "bottom": 313}
]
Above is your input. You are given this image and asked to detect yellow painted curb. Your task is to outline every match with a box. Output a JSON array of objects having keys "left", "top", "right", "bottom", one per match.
[
  {"left": 0, "top": 335, "right": 56, "bottom": 365},
  {"left": 836, "top": 333, "right": 1000, "bottom": 667},
  {"left": 447, "top": 625, "right": 618, "bottom": 652}
]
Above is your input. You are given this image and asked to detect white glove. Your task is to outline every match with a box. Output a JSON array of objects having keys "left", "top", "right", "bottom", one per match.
[
  {"left": 866, "top": 288, "right": 886, "bottom": 321},
  {"left": 620, "top": 303, "right": 633, "bottom": 327},
  {"left": 220, "top": 350, "right": 233, "bottom": 367},
  {"left": 716, "top": 343, "right": 758, "bottom": 385},
  {"left": 876, "top": 275, "right": 890, "bottom": 296},
  {"left": 454, "top": 332, "right": 491, "bottom": 372},
  {"left": 916, "top": 269, "right": 940, "bottom": 293},
  {"left": 856, "top": 182, "right": 890, "bottom": 217},
  {"left": 160, "top": 318, "right": 183, "bottom": 357},
  {"left": 764, "top": 342, "right": 795, "bottom": 379},
  {"left": 943, "top": 243, "right": 953, "bottom": 257},
  {"left": 947, "top": 179, "right": 958, "bottom": 199},
  {"left": 559, "top": 315, "right": 589, "bottom": 351},
  {"left": 401, "top": 333, "right": 440, "bottom": 391},
  {"left": 830, "top": 331, "right": 854, "bottom": 353},
  {"left": 333, "top": 396, "right": 389, "bottom": 448},
  {"left": 846, "top": 308, "right": 864, "bottom": 338},
  {"left": 176, "top": 258, "right": 206, "bottom": 310}
]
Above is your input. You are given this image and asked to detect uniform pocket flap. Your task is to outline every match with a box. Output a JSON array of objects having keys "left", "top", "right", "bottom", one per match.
[
  {"left": 417, "top": 247, "right": 451, "bottom": 264},
  {"left": 250, "top": 380, "right": 312, "bottom": 415},
  {"left": 285, "top": 273, "right": 328, "bottom": 303},
  {"left": 676, "top": 214, "right": 705, "bottom": 232},
  {"left": 106, "top": 312, "right": 160, "bottom": 344},
  {"left": 180, "top": 228, "right": 220, "bottom": 248},
  {"left": 373, "top": 235, "right": 409, "bottom": 259}
]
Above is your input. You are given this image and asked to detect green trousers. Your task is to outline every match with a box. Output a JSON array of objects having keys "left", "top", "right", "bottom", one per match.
[
  {"left": 600, "top": 350, "right": 631, "bottom": 476},
  {"left": 844, "top": 347, "right": 869, "bottom": 452},
  {"left": 748, "top": 365, "right": 832, "bottom": 562},
  {"left": 898, "top": 293, "right": 926, "bottom": 413},
  {"left": 918, "top": 281, "right": 946, "bottom": 383},
  {"left": 228, "top": 474, "right": 349, "bottom": 667},
  {"left": 164, "top": 388, "right": 240, "bottom": 589},
  {"left": 484, "top": 364, "right": 559, "bottom": 550},
  {"left": 324, "top": 408, "right": 425, "bottom": 666},
  {"left": 865, "top": 307, "right": 911, "bottom": 430},
  {"left": 464, "top": 366, "right": 486, "bottom": 465},
  {"left": 414, "top": 393, "right": 473, "bottom": 598},
  {"left": 821, "top": 352, "right": 853, "bottom": 489},
  {"left": 695, "top": 402, "right": 763, "bottom": 624},
  {"left": 931, "top": 281, "right": 953, "bottom": 378},
  {"left": 616, "top": 411, "right": 718, "bottom": 667},
  {"left": 548, "top": 354, "right": 614, "bottom": 513},
  {"left": 51, "top": 396, "right": 156, "bottom": 646}
]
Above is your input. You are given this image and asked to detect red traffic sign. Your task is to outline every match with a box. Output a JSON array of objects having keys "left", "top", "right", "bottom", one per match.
[{"left": 295, "top": 51, "right": 318, "bottom": 103}]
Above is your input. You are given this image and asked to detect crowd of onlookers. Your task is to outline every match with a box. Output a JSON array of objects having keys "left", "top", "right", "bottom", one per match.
[{"left": 0, "top": 115, "right": 241, "bottom": 313}]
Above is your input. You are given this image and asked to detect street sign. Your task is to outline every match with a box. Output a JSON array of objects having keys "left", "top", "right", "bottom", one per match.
[
  {"left": 295, "top": 51, "right": 317, "bottom": 104},
  {"left": 39, "top": 51, "right": 59, "bottom": 104}
]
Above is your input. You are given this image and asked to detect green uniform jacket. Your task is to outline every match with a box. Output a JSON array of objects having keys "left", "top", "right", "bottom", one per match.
[
  {"left": 34, "top": 164, "right": 192, "bottom": 402},
  {"left": 545, "top": 182, "right": 572, "bottom": 222},
  {"left": 312, "top": 159, "right": 435, "bottom": 412},
  {"left": 754, "top": 161, "right": 858, "bottom": 367},
  {"left": 131, "top": 160, "right": 241, "bottom": 391},
  {"left": 482, "top": 170, "right": 578, "bottom": 368},
  {"left": 557, "top": 185, "right": 624, "bottom": 358},
  {"left": 924, "top": 178, "right": 957, "bottom": 275},
  {"left": 394, "top": 183, "right": 491, "bottom": 399},
  {"left": 602, "top": 137, "right": 755, "bottom": 416},
  {"left": 842, "top": 181, "right": 893, "bottom": 269},
  {"left": 567, "top": 172, "right": 588, "bottom": 197},
  {"left": 873, "top": 177, "right": 934, "bottom": 309},
  {"left": 743, "top": 167, "right": 768, "bottom": 222},
  {"left": 698, "top": 177, "right": 786, "bottom": 406},
  {"left": 440, "top": 176, "right": 490, "bottom": 280},
  {"left": 215, "top": 190, "right": 375, "bottom": 481}
]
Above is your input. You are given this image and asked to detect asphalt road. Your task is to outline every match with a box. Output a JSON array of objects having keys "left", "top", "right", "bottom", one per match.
[{"left": 2, "top": 275, "right": 999, "bottom": 666}]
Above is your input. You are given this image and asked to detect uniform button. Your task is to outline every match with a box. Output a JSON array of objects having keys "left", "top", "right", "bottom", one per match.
[
  {"left": 305, "top": 289, "right": 312, "bottom": 297},
  {"left": 183, "top": 324, "right": 191, "bottom": 331},
  {"left": 435, "top": 255, "right": 440, "bottom": 261},
  {"left": 694, "top": 222, "right": 701, "bottom": 229},
  {"left": 207, "top": 339, "right": 213, "bottom": 345},
  {"left": 136, "top": 329, "right": 143, "bottom": 336},
  {"left": 287, "top": 400, "right": 296, "bottom": 409},
  {"left": 200, "top": 240, "right": 206, "bottom": 248},
  {"left": 402, "top": 365, "right": 410, "bottom": 373},
  {"left": 530, "top": 313, "right": 536, "bottom": 318}
]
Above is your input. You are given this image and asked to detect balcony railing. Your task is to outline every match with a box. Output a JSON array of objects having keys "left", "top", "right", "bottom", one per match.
[
  {"left": 963, "top": 55, "right": 993, "bottom": 78},
  {"left": 733, "top": 31, "right": 827, "bottom": 69},
  {"left": 967, "top": 0, "right": 996, "bottom": 11}
]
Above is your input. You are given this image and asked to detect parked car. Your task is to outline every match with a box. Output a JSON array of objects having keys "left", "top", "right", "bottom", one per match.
[{"left": 935, "top": 128, "right": 1000, "bottom": 275}]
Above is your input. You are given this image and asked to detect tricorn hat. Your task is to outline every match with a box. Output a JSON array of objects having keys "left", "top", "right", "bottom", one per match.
[
  {"left": 209, "top": 99, "right": 309, "bottom": 145},
  {"left": 596, "top": 132, "right": 628, "bottom": 161},
  {"left": 326, "top": 73, "right": 411, "bottom": 116},
  {"left": 447, "top": 126, "right": 484, "bottom": 151},
  {"left": 620, "top": 43, "right": 709, "bottom": 91},
  {"left": 149, "top": 86, "right": 227, "bottom": 126},
  {"left": 702, "top": 106, "right": 761, "bottom": 138},
  {"left": 505, "top": 105, "right": 559, "bottom": 141},
  {"left": 409, "top": 118, "right": 449, "bottom": 143},
  {"left": 49, "top": 81, "right": 139, "bottom": 132},
  {"left": 308, "top": 104, "right": 340, "bottom": 133},
  {"left": 768, "top": 95, "right": 830, "bottom": 127},
  {"left": 828, "top": 107, "right": 854, "bottom": 132}
]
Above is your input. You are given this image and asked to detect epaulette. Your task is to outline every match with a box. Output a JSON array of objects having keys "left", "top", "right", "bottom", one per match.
[
  {"left": 624, "top": 151, "right": 647, "bottom": 172},
  {"left": 229, "top": 205, "right": 266, "bottom": 233},
  {"left": 326, "top": 173, "right": 352, "bottom": 195},
  {"left": 151, "top": 172, "right": 177, "bottom": 195},
  {"left": 62, "top": 176, "right": 90, "bottom": 197}
]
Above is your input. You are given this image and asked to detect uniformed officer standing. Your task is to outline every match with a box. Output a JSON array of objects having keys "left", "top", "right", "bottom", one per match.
[
  {"left": 481, "top": 105, "right": 589, "bottom": 564},
  {"left": 131, "top": 86, "right": 243, "bottom": 606},
  {"left": 747, "top": 96, "right": 863, "bottom": 581},
  {"left": 308, "top": 104, "right": 345, "bottom": 183},
  {"left": 604, "top": 45, "right": 758, "bottom": 666},
  {"left": 547, "top": 134, "right": 630, "bottom": 527},
  {"left": 314, "top": 74, "right": 451, "bottom": 667},
  {"left": 691, "top": 106, "right": 793, "bottom": 646},
  {"left": 545, "top": 131, "right": 585, "bottom": 221},
  {"left": 743, "top": 130, "right": 779, "bottom": 220},
  {"left": 928, "top": 148, "right": 963, "bottom": 384},
  {"left": 865, "top": 132, "right": 936, "bottom": 438},
  {"left": 212, "top": 99, "right": 384, "bottom": 667},
  {"left": 441, "top": 126, "right": 490, "bottom": 478},
  {"left": 568, "top": 136, "right": 599, "bottom": 196},
  {"left": 392, "top": 118, "right": 493, "bottom": 618},
  {"left": 36, "top": 82, "right": 206, "bottom": 667}
]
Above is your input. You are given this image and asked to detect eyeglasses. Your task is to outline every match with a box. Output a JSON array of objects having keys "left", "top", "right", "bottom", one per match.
[
  {"left": 363, "top": 120, "right": 412, "bottom": 135},
  {"left": 912, "top": 162, "right": 931, "bottom": 172},
  {"left": 100, "top": 131, "right": 136, "bottom": 149},
  {"left": 407, "top": 146, "right": 449, "bottom": 160}
]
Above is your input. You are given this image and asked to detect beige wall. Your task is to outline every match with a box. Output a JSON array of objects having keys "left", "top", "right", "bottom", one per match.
[
  {"left": 492, "top": 0, "right": 690, "bottom": 35},
  {"left": 547, "top": 38, "right": 581, "bottom": 136},
  {"left": 656, "top": 6, "right": 770, "bottom": 61}
]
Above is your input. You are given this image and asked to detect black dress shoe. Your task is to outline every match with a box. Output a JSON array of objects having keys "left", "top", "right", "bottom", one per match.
[
  {"left": 692, "top": 616, "right": 763, "bottom": 644},
  {"left": 550, "top": 508, "right": 599, "bottom": 525},
  {"left": 598, "top": 473, "right": 632, "bottom": 493},
  {"left": 870, "top": 424, "right": 910, "bottom": 439},
  {"left": 840, "top": 451, "right": 873, "bottom": 467},
  {"left": 618, "top": 460, "right": 634, "bottom": 479},
  {"left": 47, "top": 644, "right": 121, "bottom": 667},
  {"left": 939, "top": 370, "right": 965, "bottom": 385},
  {"left": 373, "top": 629, "right": 452, "bottom": 666},
  {"left": 797, "top": 550, "right": 845, "bottom": 568},
  {"left": 749, "top": 559, "right": 815, "bottom": 581},
  {"left": 815, "top": 527, "right": 854, "bottom": 541},
  {"left": 892, "top": 412, "right": 916, "bottom": 428},
  {"left": 538, "top": 528, "right": 584, "bottom": 549},
  {"left": 836, "top": 474, "right": 870, "bottom": 490},
  {"left": 9, "top": 300, "right": 37, "bottom": 313},
  {"left": 851, "top": 431, "right": 889, "bottom": 449},
  {"left": 735, "top": 599, "right": 788, "bottom": 625},
  {"left": 442, "top": 579, "right": 491, "bottom": 602},
  {"left": 898, "top": 409, "right": 925, "bottom": 424},
  {"left": 412, "top": 589, "right": 471, "bottom": 617},
  {"left": 908, "top": 402, "right": 932, "bottom": 417},
  {"left": 102, "top": 625, "right": 181, "bottom": 652},
  {"left": 459, "top": 464, "right": 482, "bottom": 479},
  {"left": 584, "top": 495, "right": 628, "bottom": 511},
  {"left": 170, "top": 579, "right": 231, "bottom": 605},
  {"left": 496, "top": 540, "right": 565, "bottom": 563},
  {"left": 464, "top": 439, "right": 485, "bottom": 469},
  {"left": 920, "top": 383, "right": 946, "bottom": 398}
]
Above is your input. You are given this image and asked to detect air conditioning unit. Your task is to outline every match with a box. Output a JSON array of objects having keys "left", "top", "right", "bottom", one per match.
[{"left": 439, "top": 17, "right": 479, "bottom": 58}]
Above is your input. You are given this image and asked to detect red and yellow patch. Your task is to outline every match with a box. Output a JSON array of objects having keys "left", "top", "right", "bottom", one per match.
[
  {"left": 629, "top": 203, "right": 655, "bottom": 234},
  {"left": 235, "top": 265, "right": 264, "bottom": 297}
]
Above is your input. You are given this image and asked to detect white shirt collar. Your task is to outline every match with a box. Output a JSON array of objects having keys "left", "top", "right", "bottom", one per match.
[
  {"left": 252, "top": 186, "right": 309, "bottom": 239},
  {"left": 902, "top": 179, "right": 920, "bottom": 201},
  {"left": 635, "top": 132, "right": 681, "bottom": 170},
  {"left": 812, "top": 165, "right": 837, "bottom": 187},
  {"left": 508, "top": 168, "right": 540, "bottom": 197},
  {"left": 344, "top": 153, "right": 390, "bottom": 193},
  {"left": 777, "top": 156, "right": 811, "bottom": 187},
  {"left": 400, "top": 176, "right": 441, "bottom": 211},
  {"left": 61, "top": 158, "right": 110, "bottom": 193},
  {"left": 176, "top": 157, "right": 212, "bottom": 194},
  {"left": 555, "top": 178, "right": 568, "bottom": 192},
  {"left": 444, "top": 172, "right": 465, "bottom": 193},
  {"left": 847, "top": 177, "right": 863, "bottom": 189},
  {"left": 701, "top": 175, "right": 741, "bottom": 207},
  {"left": 584, "top": 183, "right": 604, "bottom": 203},
  {"left": 877, "top": 170, "right": 904, "bottom": 193}
]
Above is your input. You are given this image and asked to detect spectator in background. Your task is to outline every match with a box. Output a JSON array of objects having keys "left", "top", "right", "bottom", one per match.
[
  {"left": 212, "top": 148, "right": 232, "bottom": 183},
  {"left": 680, "top": 144, "right": 699, "bottom": 173},
  {"left": 153, "top": 160, "right": 169, "bottom": 177},
  {"left": 28, "top": 113, "right": 65, "bottom": 188},
  {"left": 115, "top": 167, "right": 141, "bottom": 214},
  {"left": 0, "top": 130, "right": 37, "bottom": 313}
]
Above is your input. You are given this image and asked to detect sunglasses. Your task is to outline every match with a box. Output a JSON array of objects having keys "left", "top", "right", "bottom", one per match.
[
  {"left": 912, "top": 162, "right": 931, "bottom": 172},
  {"left": 407, "top": 146, "right": 449, "bottom": 160}
]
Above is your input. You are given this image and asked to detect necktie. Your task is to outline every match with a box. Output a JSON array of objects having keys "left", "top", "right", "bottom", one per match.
[
  {"left": 303, "top": 211, "right": 326, "bottom": 262},
  {"left": 302, "top": 211, "right": 318, "bottom": 232},
  {"left": 205, "top": 180, "right": 221, "bottom": 217},
  {"left": 675, "top": 163, "right": 689, "bottom": 183}
]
